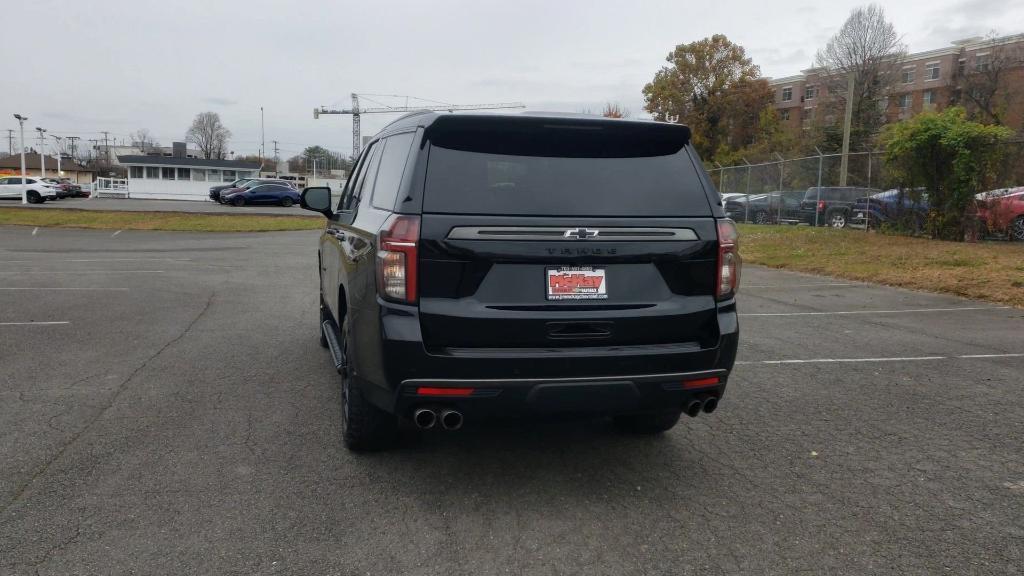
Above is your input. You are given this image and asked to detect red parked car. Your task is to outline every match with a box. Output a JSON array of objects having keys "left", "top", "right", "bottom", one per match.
[{"left": 976, "top": 187, "right": 1024, "bottom": 241}]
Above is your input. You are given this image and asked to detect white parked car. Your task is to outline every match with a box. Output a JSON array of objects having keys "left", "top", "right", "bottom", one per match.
[{"left": 0, "top": 176, "right": 61, "bottom": 203}]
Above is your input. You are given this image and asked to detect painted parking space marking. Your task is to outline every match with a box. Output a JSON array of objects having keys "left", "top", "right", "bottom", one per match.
[
  {"left": 0, "top": 258, "right": 191, "bottom": 263},
  {"left": 0, "top": 321, "right": 70, "bottom": 326},
  {"left": 111, "top": 230, "right": 122, "bottom": 237},
  {"left": 743, "top": 283, "right": 855, "bottom": 288},
  {"left": 31, "top": 228, "right": 38, "bottom": 236},
  {"left": 740, "top": 306, "right": 1010, "bottom": 317},
  {"left": 0, "top": 270, "right": 165, "bottom": 274},
  {"left": 736, "top": 353, "right": 1024, "bottom": 365},
  {"left": 0, "top": 287, "right": 129, "bottom": 291}
]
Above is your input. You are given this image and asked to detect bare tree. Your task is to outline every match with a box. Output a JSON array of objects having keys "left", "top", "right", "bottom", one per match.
[
  {"left": 601, "top": 103, "right": 631, "bottom": 118},
  {"left": 814, "top": 4, "right": 906, "bottom": 147},
  {"left": 131, "top": 129, "right": 160, "bottom": 153},
  {"left": 953, "top": 34, "right": 1024, "bottom": 125},
  {"left": 185, "top": 112, "right": 232, "bottom": 159}
]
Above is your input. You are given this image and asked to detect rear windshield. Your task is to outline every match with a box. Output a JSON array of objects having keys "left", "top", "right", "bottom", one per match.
[{"left": 422, "top": 121, "right": 711, "bottom": 217}]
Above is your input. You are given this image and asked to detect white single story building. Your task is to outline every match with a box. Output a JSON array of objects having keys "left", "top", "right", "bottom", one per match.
[{"left": 118, "top": 155, "right": 262, "bottom": 201}]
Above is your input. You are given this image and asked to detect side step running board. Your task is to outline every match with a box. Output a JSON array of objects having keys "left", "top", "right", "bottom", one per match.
[{"left": 322, "top": 320, "right": 346, "bottom": 374}]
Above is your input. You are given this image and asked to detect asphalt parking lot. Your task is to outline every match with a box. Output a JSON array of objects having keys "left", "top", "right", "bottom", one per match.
[
  {"left": 5, "top": 197, "right": 316, "bottom": 216},
  {"left": 1, "top": 225, "right": 1022, "bottom": 575}
]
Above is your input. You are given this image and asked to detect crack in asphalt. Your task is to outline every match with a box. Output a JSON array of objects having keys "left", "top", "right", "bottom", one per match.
[{"left": 0, "top": 290, "right": 217, "bottom": 517}]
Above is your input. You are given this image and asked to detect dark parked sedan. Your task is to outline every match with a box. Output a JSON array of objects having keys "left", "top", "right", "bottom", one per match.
[
  {"left": 221, "top": 183, "right": 301, "bottom": 207},
  {"left": 209, "top": 178, "right": 256, "bottom": 202}
]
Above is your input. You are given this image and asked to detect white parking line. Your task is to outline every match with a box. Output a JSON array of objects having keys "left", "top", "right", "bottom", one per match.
[
  {"left": 744, "top": 283, "right": 855, "bottom": 288},
  {"left": 737, "top": 353, "right": 1024, "bottom": 365},
  {"left": 31, "top": 227, "right": 38, "bottom": 236},
  {"left": 0, "top": 258, "right": 191, "bottom": 263},
  {"left": 111, "top": 230, "right": 122, "bottom": 237},
  {"left": 740, "top": 306, "right": 1009, "bottom": 317},
  {"left": 0, "top": 287, "right": 129, "bottom": 291},
  {"left": 0, "top": 321, "right": 70, "bottom": 326},
  {"left": 0, "top": 270, "right": 165, "bottom": 274},
  {"left": 737, "top": 356, "right": 945, "bottom": 365}
]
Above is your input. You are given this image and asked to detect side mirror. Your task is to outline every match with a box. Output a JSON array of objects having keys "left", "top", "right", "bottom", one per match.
[{"left": 301, "top": 186, "right": 332, "bottom": 217}]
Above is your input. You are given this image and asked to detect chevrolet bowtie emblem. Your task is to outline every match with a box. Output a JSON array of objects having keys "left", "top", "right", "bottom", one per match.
[{"left": 563, "top": 228, "right": 599, "bottom": 240}]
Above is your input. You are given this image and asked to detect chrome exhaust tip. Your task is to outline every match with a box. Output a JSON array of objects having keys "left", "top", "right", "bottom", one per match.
[
  {"left": 413, "top": 408, "right": 437, "bottom": 429},
  {"left": 440, "top": 409, "right": 464, "bottom": 431},
  {"left": 702, "top": 396, "right": 719, "bottom": 414}
]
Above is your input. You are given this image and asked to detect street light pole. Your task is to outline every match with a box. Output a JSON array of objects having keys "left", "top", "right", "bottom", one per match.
[
  {"left": 35, "top": 127, "right": 47, "bottom": 179},
  {"left": 13, "top": 114, "right": 28, "bottom": 204},
  {"left": 51, "top": 135, "right": 63, "bottom": 178}
]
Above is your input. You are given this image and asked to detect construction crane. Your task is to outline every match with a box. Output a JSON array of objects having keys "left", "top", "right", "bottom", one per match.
[{"left": 314, "top": 93, "right": 525, "bottom": 156}]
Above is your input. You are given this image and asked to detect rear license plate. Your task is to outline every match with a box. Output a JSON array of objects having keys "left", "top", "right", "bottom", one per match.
[
  {"left": 857, "top": 212, "right": 864, "bottom": 218},
  {"left": 546, "top": 266, "right": 607, "bottom": 300}
]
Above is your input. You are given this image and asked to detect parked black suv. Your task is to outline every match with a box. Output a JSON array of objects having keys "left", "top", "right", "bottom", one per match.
[
  {"left": 301, "top": 112, "right": 740, "bottom": 450},
  {"left": 798, "top": 186, "right": 882, "bottom": 228}
]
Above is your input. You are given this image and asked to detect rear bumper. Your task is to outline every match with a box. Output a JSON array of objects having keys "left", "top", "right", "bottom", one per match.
[
  {"left": 356, "top": 303, "right": 739, "bottom": 419},
  {"left": 394, "top": 369, "right": 729, "bottom": 419}
]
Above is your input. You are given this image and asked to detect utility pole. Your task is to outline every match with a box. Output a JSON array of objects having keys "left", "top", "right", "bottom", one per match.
[
  {"left": 36, "top": 127, "right": 47, "bottom": 179},
  {"left": 260, "top": 106, "right": 265, "bottom": 164},
  {"left": 67, "top": 136, "right": 80, "bottom": 160},
  {"left": 272, "top": 140, "right": 279, "bottom": 176},
  {"left": 13, "top": 114, "right": 28, "bottom": 204},
  {"left": 839, "top": 72, "right": 855, "bottom": 187},
  {"left": 101, "top": 131, "right": 111, "bottom": 166},
  {"left": 6, "top": 129, "right": 13, "bottom": 156}
]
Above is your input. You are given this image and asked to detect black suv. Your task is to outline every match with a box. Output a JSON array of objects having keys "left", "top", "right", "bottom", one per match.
[
  {"left": 300, "top": 112, "right": 740, "bottom": 450},
  {"left": 798, "top": 186, "right": 882, "bottom": 228}
]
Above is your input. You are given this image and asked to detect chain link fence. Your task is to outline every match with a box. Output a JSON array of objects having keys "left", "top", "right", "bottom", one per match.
[{"left": 706, "top": 142, "right": 1024, "bottom": 233}]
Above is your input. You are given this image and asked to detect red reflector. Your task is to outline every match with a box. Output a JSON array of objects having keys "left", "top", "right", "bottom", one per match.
[
  {"left": 416, "top": 387, "right": 474, "bottom": 397},
  {"left": 682, "top": 377, "right": 720, "bottom": 390}
]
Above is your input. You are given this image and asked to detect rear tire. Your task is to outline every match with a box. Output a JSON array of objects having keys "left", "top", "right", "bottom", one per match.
[
  {"left": 27, "top": 191, "right": 42, "bottom": 204},
  {"left": 614, "top": 410, "right": 682, "bottom": 434},
  {"left": 1011, "top": 216, "right": 1024, "bottom": 242},
  {"left": 753, "top": 210, "right": 770, "bottom": 225},
  {"left": 281, "top": 197, "right": 294, "bottom": 207},
  {"left": 232, "top": 197, "right": 245, "bottom": 207},
  {"left": 338, "top": 318, "right": 397, "bottom": 451},
  {"left": 827, "top": 210, "right": 848, "bottom": 228}
]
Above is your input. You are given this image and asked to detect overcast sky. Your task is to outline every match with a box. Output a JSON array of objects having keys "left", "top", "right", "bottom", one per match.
[{"left": 2, "top": 0, "right": 1020, "bottom": 159}]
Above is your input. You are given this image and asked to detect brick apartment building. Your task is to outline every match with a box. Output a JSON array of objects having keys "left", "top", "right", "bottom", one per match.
[{"left": 769, "top": 33, "right": 1024, "bottom": 133}]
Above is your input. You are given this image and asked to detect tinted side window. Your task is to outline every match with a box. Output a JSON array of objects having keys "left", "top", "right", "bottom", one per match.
[
  {"left": 339, "top": 142, "right": 376, "bottom": 211},
  {"left": 372, "top": 132, "right": 415, "bottom": 210},
  {"left": 349, "top": 144, "right": 383, "bottom": 211}
]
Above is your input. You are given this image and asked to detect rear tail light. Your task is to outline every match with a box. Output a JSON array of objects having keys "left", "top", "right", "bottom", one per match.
[
  {"left": 817, "top": 200, "right": 826, "bottom": 212},
  {"left": 377, "top": 214, "right": 420, "bottom": 303},
  {"left": 716, "top": 219, "right": 741, "bottom": 300}
]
